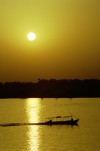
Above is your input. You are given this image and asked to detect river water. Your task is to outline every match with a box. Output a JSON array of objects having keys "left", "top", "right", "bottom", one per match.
[{"left": 0, "top": 98, "right": 100, "bottom": 151}]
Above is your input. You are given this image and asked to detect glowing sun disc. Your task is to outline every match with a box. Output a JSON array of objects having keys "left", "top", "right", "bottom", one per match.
[{"left": 27, "top": 32, "right": 36, "bottom": 41}]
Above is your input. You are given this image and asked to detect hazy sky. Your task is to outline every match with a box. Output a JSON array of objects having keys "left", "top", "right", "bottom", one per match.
[{"left": 0, "top": 0, "right": 100, "bottom": 82}]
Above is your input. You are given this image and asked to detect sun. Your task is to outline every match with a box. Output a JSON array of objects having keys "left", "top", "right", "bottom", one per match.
[{"left": 27, "top": 32, "right": 36, "bottom": 41}]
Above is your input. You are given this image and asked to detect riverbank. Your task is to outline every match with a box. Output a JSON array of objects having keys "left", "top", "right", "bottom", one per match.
[{"left": 0, "top": 79, "right": 100, "bottom": 98}]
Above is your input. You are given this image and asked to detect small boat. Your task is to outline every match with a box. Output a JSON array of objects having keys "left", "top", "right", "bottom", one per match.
[
  {"left": 0, "top": 115, "right": 79, "bottom": 127},
  {"left": 44, "top": 115, "right": 79, "bottom": 125}
]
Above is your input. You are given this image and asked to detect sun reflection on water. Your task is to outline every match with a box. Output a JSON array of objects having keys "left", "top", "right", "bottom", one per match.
[
  {"left": 25, "top": 98, "right": 41, "bottom": 151},
  {"left": 25, "top": 98, "right": 41, "bottom": 123}
]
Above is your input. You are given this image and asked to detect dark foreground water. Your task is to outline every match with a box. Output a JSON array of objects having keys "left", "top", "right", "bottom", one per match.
[{"left": 0, "top": 98, "right": 100, "bottom": 151}]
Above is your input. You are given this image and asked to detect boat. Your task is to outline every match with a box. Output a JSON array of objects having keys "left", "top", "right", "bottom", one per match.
[
  {"left": 0, "top": 115, "right": 79, "bottom": 127},
  {"left": 44, "top": 115, "right": 79, "bottom": 125}
]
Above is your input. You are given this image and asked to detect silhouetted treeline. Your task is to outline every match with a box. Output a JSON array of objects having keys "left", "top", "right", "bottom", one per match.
[{"left": 0, "top": 79, "right": 100, "bottom": 98}]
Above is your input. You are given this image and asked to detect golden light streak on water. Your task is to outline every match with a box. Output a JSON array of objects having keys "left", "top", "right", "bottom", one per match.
[
  {"left": 25, "top": 98, "right": 41, "bottom": 123},
  {"left": 25, "top": 98, "right": 41, "bottom": 151}
]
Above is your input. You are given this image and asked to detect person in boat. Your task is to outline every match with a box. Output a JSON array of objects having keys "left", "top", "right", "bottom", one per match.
[
  {"left": 49, "top": 120, "right": 52, "bottom": 123},
  {"left": 71, "top": 117, "right": 73, "bottom": 122}
]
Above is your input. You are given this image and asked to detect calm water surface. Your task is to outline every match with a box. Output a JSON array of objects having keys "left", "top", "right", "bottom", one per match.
[{"left": 0, "top": 98, "right": 100, "bottom": 151}]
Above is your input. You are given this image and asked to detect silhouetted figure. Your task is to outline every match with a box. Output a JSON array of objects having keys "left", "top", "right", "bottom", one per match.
[{"left": 71, "top": 118, "right": 73, "bottom": 122}]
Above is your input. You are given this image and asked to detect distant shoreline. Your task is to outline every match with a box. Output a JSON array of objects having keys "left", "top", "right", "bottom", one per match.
[
  {"left": 0, "top": 96, "right": 100, "bottom": 99},
  {"left": 0, "top": 79, "right": 100, "bottom": 98}
]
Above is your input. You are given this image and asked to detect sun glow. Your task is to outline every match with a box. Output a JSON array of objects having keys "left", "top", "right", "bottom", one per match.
[{"left": 27, "top": 32, "right": 36, "bottom": 41}]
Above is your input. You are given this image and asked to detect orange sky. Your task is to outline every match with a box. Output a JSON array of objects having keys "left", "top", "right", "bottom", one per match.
[{"left": 0, "top": 0, "right": 100, "bottom": 82}]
